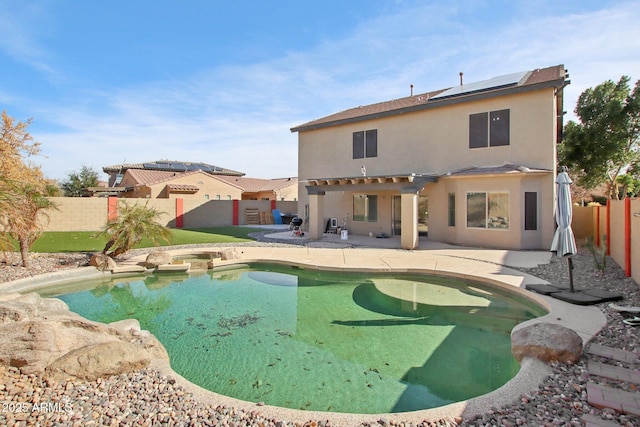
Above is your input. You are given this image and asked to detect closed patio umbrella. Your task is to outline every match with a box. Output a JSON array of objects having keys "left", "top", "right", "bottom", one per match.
[{"left": 550, "top": 166, "right": 577, "bottom": 291}]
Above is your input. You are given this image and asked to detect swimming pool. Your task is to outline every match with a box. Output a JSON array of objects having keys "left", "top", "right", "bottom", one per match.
[{"left": 43, "top": 263, "right": 546, "bottom": 414}]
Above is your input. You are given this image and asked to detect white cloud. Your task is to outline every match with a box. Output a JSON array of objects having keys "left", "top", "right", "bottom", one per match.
[
  {"left": 24, "top": 0, "right": 640, "bottom": 181},
  {"left": 0, "top": 2, "right": 62, "bottom": 82}
]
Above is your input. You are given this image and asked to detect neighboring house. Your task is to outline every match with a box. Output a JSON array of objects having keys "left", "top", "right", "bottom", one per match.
[
  {"left": 291, "top": 65, "right": 570, "bottom": 250},
  {"left": 92, "top": 160, "right": 298, "bottom": 201},
  {"left": 102, "top": 160, "right": 244, "bottom": 187},
  {"left": 216, "top": 176, "right": 298, "bottom": 201},
  {"left": 115, "top": 169, "right": 243, "bottom": 200}
]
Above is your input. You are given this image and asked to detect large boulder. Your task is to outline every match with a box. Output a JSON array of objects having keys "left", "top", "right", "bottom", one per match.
[
  {"left": 221, "top": 248, "right": 241, "bottom": 261},
  {"left": 144, "top": 250, "right": 173, "bottom": 268},
  {"left": 0, "top": 292, "right": 168, "bottom": 380},
  {"left": 512, "top": 322, "right": 583, "bottom": 363},
  {"left": 89, "top": 253, "right": 117, "bottom": 271},
  {"left": 45, "top": 341, "right": 151, "bottom": 382}
]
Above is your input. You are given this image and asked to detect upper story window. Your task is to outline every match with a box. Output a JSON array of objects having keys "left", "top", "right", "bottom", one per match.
[
  {"left": 353, "top": 129, "right": 377, "bottom": 159},
  {"left": 469, "top": 109, "right": 510, "bottom": 148}
]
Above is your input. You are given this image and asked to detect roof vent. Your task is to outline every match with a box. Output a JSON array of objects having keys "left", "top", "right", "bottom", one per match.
[{"left": 459, "top": 72, "right": 464, "bottom": 86}]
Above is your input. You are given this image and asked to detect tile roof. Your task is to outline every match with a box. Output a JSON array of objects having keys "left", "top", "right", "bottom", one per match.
[
  {"left": 216, "top": 176, "right": 298, "bottom": 193},
  {"left": 125, "top": 169, "right": 204, "bottom": 186},
  {"left": 291, "top": 65, "right": 568, "bottom": 132},
  {"left": 166, "top": 184, "right": 199, "bottom": 192}
]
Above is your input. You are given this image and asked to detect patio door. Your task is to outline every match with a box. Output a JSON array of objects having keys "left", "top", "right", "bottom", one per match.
[
  {"left": 418, "top": 195, "right": 428, "bottom": 236},
  {"left": 391, "top": 196, "right": 402, "bottom": 236},
  {"left": 392, "top": 196, "right": 401, "bottom": 235},
  {"left": 393, "top": 195, "right": 428, "bottom": 236}
]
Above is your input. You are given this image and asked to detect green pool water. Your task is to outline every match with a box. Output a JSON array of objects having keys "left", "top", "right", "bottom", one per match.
[{"left": 46, "top": 263, "right": 545, "bottom": 414}]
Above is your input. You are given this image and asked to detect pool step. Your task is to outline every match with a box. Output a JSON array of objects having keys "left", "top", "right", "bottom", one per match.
[{"left": 155, "top": 263, "right": 191, "bottom": 272}]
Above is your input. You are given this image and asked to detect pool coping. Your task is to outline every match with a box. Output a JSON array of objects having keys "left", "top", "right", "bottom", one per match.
[{"left": 0, "top": 245, "right": 607, "bottom": 425}]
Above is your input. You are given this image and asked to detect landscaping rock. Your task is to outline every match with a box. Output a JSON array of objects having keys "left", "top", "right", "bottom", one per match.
[
  {"left": 144, "top": 250, "right": 173, "bottom": 268},
  {"left": 44, "top": 341, "right": 151, "bottom": 382},
  {"left": 512, "top": 322, "right": 583, "bottom": 363},
  {"left": 221, "top": 248, "right": 241, "bottom": 260},
  {"left": 89, "top": 253, "right": 117, "bottom": 271},
  {"left": 0, "top": 292, "right": 168, "bottom": 380}
]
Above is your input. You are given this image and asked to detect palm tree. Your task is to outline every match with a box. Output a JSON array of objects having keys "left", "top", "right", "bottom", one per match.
[
  {"left": 6, "top": 183, "right": 57, "bottom": 267},
  {"left": 100, "top": 201, "right": 172, "bottom": 257},
  {"left": 0, "top": 180, "right": 16, "bottom": 255},
  {"left": 0, "top": 178, "right": 57, "bottom": 267}
]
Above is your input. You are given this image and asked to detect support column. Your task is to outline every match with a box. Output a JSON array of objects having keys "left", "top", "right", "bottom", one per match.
[
  {"left": 625, "top": 197, "right": 631, "bottom": 277},
  {"left": 175, "top": 198, "right": 184, "bottom": 228},
  {"left": 107, "top": 196, "right": 118, "bottom": 222},
  {"left": 400, "top": 188, "right": 419, "bottom": 250},
  {"left": 306, "top": 187, "right": 325, "bottom": 240},
  {"left": 232, "top": 200, "right": 239, "bottom": 225}
]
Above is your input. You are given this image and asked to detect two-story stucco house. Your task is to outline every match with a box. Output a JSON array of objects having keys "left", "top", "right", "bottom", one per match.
[{"left": 291, "top": 65, "right": 570, "bottom": 250}]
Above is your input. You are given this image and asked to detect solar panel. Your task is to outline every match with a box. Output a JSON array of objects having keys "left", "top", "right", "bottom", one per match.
[
  {"left": 141, "top": 161, "right": 225, "bottom": 174},
  {"left": 431, "top": 70, "right": 529, "bottom": 100}
]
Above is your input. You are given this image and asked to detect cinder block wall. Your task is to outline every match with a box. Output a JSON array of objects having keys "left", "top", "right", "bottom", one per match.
[
  {"left": 39, "top": 197, "right": 108, "bottom": 231},
  {"left": 571, "top": 206, "right": 593, "bottom": 243},
  {"left": 39, "top": 198, "right": 300, "bottom": 231}
]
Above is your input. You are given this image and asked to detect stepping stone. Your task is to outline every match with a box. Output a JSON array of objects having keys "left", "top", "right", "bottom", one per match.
[
  {"left": 525, "top": 284, "right": 564, "bottom": 295},
  {"left": 587, "top": 344, "right": 640, "bottom": 365},
  {"left": 543, "top": 289, "right": 624, "bottom": 305},
  {"left": 610, "top": 304, "right": 640, "bottom": 314},
  {"left": 582, "top": 414, "right": 624, "bottom": 427},
  {"left": 587, "top": 382, "right": 640, "bottom": 416},
  {"left": 588, "top": 360, "right": 640, "bottom": 384},
  {"left": 552, "top": 290, "right": 604, "bottom": 305}
]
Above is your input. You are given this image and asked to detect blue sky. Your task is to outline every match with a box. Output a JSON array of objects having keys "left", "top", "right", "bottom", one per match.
[{"left": 1, "top": 1, "right": 639, "bottom": 182}]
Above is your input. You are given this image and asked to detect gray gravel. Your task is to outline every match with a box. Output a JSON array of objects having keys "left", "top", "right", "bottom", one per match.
[{"left": 1, "top": 239, "right": 640, "bottom": 426}]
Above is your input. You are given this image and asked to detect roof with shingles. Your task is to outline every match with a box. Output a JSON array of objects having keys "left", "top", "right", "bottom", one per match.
[
  {"left": 216, "top": 176, "right": 298, "bottom": 193},
  {"left": 291, "top": 65, "right": 568, "bottom": 133}
]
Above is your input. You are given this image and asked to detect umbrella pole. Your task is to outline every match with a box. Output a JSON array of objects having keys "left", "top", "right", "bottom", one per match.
[{"left": 567, "top": 257, "right": 575, "bottom": 292}]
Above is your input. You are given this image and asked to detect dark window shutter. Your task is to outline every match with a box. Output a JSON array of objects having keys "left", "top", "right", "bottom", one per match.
[
  {"left": 490, "top": 109, "right": 510, "bottom": 146},
  {"left": 365, "top": 129, "right": 377, "bottom": 158},
  {"left": 353, "top": 131, "right": 364, "bottom": 159},
  {"left": 524, "top": 192, "right": 537, "bottom": 230},
  {"left": 469, "top": 112, "right": 488, "bottom": 148}
]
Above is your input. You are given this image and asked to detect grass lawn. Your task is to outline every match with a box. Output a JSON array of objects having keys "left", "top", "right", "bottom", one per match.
[{"left": 28, "top": 227, "right": 265, "bottom": 253}]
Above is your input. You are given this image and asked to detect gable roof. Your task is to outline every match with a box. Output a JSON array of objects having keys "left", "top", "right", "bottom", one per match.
[
  {"left": 123, "top": 169, "right": 208, "bottom": 187},
  {"left": 103, "top": 160, "right": 244, "bottom": 177},
  {"left": 291, "top": 65, "right": 569, "bottom": 133},
  {"left": 216, "top": 176, "right": 298, "bottom": 193}
]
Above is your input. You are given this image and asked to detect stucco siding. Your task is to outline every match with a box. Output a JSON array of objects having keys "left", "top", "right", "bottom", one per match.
[
  {"left": 296, "top": 85, "right": 559, "bottom": 249},
  {"left": 298, "top": 89, "right": 556, "bottom": 185}
]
